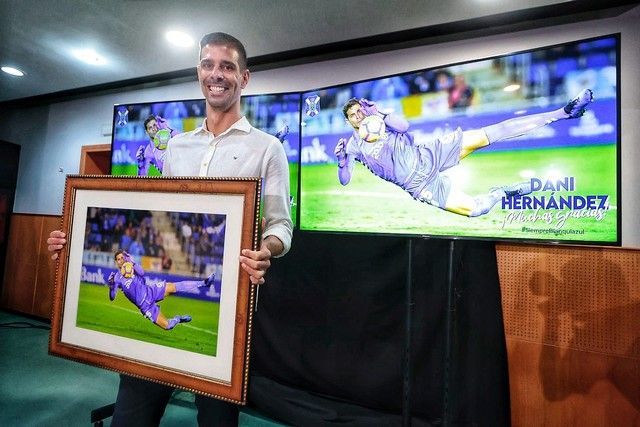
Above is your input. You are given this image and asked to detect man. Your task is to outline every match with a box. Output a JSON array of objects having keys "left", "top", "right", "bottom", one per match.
[
  {"left": 108, "top": 249, "right": 214, "bottom": 330},
  {"left": 48, "top": 32, "right": 292, "bottom": 426},
  {"left": 335, "top": 89, "right": 593, "bottom": 217},
  {"left": 136, "top": 115, "right": 176, "bottom": 175}
]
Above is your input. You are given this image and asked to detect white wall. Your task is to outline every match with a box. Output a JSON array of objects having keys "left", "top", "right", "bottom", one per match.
[{"left": 2, "top": 6, "right": 639, "bottom": 246}]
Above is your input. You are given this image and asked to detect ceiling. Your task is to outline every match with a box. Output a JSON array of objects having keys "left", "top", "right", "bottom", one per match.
[{"left": 0, "top": 0, "right": 637, "bottom": 105}]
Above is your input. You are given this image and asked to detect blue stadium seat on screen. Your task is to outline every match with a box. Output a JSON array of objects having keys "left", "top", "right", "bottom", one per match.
[
  {"left": 586, "top": 53, "right": 611, "bottom": 69},
  {"left": 527, "top": 63, "right": 550, "bottom": 86},
  {"left": 590, "top": 38, "right": 616, "bottom": 49},
  {"left": 554, "top": 57, "right": 578, "bottom": 78}
]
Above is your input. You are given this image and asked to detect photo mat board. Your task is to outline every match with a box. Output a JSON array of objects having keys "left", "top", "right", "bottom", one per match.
[
  {"left": 49, "top": 175, "right": 262, "bottom": 404},
  {"left": 299, "top": 34, "right": 620, "bottom": 245}
]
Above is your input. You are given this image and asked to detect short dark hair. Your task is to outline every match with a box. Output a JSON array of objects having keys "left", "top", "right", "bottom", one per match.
[
  {"left": 199, "top": 32, "right": 247, "bottom": 70},
  {"left": 143, "top": 115, "right": 156, "bottom": 131},
  {"left": 114, "top": 249, "right": 124, "bottom": 260},
  {"left": 342, "top": 98, "right": 361, "bottom": 119}
]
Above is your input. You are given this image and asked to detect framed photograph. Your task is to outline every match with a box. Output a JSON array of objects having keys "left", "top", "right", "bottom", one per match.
[{"left": 49, "top": 175, "right": 262, "bottom": 404}]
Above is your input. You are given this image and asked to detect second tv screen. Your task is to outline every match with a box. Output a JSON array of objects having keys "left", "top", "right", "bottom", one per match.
[{"left": 299, "top": 35, "right": 619, "bottom": 244}]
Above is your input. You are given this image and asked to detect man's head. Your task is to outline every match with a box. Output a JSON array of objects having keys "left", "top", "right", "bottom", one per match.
[
  {"left": 197, "top": 32, "right": 250, "bottom": 113},
  {"left": 143, "top": 115, "right": 158, "bottom": 139},
  {"left": 114, "top": 250, "right": 126, "bottom": 268},
  {"left": 343, "top": 98, "right": 365, "bottom": 129},
  {"left": 199, "top": 32, "right": 247, "bottom": 70}
]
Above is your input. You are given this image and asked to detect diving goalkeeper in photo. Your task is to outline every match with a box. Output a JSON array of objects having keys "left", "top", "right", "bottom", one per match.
[
  {"left": 108, "top": 249, "right": 215, "bottom": 330},
  {"left": 334, "top": 89, "right": 594, "bottom": 217},
  {"left": 135, "top": 115, "right": 177, "bottom": 175}
]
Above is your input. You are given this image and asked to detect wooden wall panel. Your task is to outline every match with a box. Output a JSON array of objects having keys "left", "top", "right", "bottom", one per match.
[
  {"left": 2, "top": 214, "right": 39, "bottom": 312},
  {"left": 497, "top": 243, "right": 640, "bottom": 426},
  {"left": 1, "top": 145, "right": 110, "bottom": 317},
  {"left": 506, "top": 339, "right": 639, "bottom": 427},
  {"left": 32, "top": 215, "right": 61, "bottom": 318},
  {"left": 1, "top": 213, "right": 60, "bottom": 318},
  {"left": 79, "top": 143, "right": 111, "bottom": 175}
]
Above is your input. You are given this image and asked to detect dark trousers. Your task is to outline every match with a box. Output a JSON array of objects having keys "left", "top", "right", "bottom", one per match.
[{"left": 111, "top": 374, "right": 239, "bottom": 427}]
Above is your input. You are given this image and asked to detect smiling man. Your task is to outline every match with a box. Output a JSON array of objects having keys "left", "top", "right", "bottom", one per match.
[{"left": 47, "top": 32, "right": 292, "bottom": 427}]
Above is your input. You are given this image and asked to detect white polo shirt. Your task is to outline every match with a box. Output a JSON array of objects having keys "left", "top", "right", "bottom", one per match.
[{"left": 165, "top": 116, "right": 292, "bottom": 256}]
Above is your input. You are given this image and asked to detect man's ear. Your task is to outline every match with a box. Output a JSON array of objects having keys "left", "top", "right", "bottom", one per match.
[{"left": 241, "top": 69, "right": 250, "bottom": 89}]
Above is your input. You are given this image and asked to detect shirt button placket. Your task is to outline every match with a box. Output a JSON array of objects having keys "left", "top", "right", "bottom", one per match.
[{"left": 201, "top": 135, "right": 216, "bottom": 177}]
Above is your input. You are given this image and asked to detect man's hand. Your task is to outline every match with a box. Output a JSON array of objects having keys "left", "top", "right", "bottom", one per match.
[
  {"left": 156, "top": 115, "right": 178, "bottom": 137},
  {"left": 358, "top": 98, "right": 378, "bottom": 116},
  {"left": 136, "top": 146, "right": 145, "bottom": 162},
  {"left": 47, "top": 230, "right": 66, "bottom": 260},
  {"left": 122, "top": 251, "right": 134, "bottom": 264},
  {"left": 334, "top": 138, "right": 347, "bottom": 167},
  {"left": 275, "top": 125, "right": 289, "bottom": 143},
  {"left": 239, "top": 245, "right": 272, "bottom": 285},
  {"left": 155, "top": 115, "right": 168, "bottom": 130}
]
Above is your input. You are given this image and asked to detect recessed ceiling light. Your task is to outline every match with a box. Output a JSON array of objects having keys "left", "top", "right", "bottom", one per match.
[
  {"left": 71, "top": 48, "right": 107, "bottom": 65},
  {"left": 1, "top": 66, "right": 25, "bottom": 76},
  {"left": 166, "top": 31, "right": 194, "bottom": 47},
  {"left": 504, "top": 84, "right": 521, "bottom": 92}
]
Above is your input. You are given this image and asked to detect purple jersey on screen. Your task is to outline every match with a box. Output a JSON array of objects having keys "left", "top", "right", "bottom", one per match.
[
  {"left": 138, "top": 143, "right": 166, "bottom": 175},
  {"left": 345, "top": 115, "right": 463, "bottom": 207},
  {"left": 109, "top": 263, "right": 166, "bottom": 321}
]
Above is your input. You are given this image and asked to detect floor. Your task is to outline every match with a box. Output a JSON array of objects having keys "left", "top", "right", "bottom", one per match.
[{"left": 0, "top": 309, "right": 282, "bottom": 426}]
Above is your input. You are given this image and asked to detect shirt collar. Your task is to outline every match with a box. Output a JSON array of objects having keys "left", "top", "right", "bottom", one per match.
[{"left": 195, "top": 116, "right": 251, "bottom": 137}]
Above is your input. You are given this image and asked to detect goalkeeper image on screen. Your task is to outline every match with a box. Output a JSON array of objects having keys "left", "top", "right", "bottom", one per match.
[
  {"left": 107, "top": 249, "right": 215, "bottom": 330},
  {"left": 334, "top": 89, "right": 594, "bottom": 217},
  {"left": 135, "top": 115, "right": 178, "bottom": 175}
]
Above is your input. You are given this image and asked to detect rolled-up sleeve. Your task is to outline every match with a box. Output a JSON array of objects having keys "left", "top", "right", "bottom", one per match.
[{"left": 261, "top": 141, "right": 293, "bottom": 257}]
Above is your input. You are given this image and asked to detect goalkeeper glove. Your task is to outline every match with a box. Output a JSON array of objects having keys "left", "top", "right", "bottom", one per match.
[
  {"left": 358, "top": 98, "right": 378, "bottom": 116},
  {"left": 156, "top": 115, "right": 177, "bottom": 137},
  {"left": 334, "top": 138, "right": 347, "bottom": 167},
  {"left": 122, "top": 251, "right": 134, "bottom": 264},
  {"left": 136, "top": 145, "right": 145, "bottom": 162}
]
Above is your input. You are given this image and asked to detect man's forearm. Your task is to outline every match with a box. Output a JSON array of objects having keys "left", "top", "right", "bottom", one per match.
[
  {"left": 338, "top": 161, "right": 352, "bottom": 185},
  {"left": 384, "top": 113, "right": 409, "bottom": 133},
  {"left": 262, "top": 235, "right": 284, "bottom": 258}
]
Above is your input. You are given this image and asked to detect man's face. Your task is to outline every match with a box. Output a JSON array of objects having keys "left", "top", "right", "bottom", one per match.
[
  {"left": 197, "top": 44, "right": 249, "bottom": 112},
  {"left": 346, "top": 104, "right": 365, "bottom": 129},
  {"left": 115, "top": 253, "right": 125, "bottom": 268},
  {"left": 145, "top": 119, "right": 158, "bottom": 139}
]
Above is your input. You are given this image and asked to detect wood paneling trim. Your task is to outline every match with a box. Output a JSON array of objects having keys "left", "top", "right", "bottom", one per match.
[
  {"left": 1, "top": 213, "right": 61, "bottom": 318},
  {"left": 80, "top": 144, "right": 111, "bottom": 175},
  {"left": 497, "top": 243, "right": 640, "bottom": 426},
  {"left": 506, "top": 338, "right": 640, "bottom": 427},
  {"left": 33, "top": 216, "right": 62, "bottom": 318}
]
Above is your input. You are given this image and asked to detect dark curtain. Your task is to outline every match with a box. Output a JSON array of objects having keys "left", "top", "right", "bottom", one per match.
[{"left": 249, "top": 233, "right": 510, "bottom": 427}]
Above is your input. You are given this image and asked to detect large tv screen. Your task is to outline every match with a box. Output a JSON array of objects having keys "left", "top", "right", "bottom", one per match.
[
  {"left": 110, "top": 93, "right": 301, "bottom": 225},
  {"left": 299, "top": 34, "right": 620, "bottom": 245}
]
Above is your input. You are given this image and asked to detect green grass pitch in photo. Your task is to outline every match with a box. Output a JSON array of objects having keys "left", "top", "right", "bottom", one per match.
[
  {"left": 301, "top": 144, "right": 617, "bottom": 243},
  {"left": 76, "top": 283, "right": 221, "bottom": 356}
]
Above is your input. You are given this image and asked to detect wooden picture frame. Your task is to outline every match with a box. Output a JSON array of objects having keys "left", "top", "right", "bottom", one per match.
[{"left": 49, "top": 175, "right": 261, "bottom": 404}]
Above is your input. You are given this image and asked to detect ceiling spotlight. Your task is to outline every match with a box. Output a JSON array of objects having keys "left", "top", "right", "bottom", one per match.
[
  {"left": 1, "top": 66, "right": 25, "bottom": 76},
  {"left": 166, "top": 31, "right": 194, "bottom": 47},
  {"left": 71, "top": 48, "right": 107, "bottom": 65},
  {"left": 504, "top": 84, "right": 521, "bottom": 92}
]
